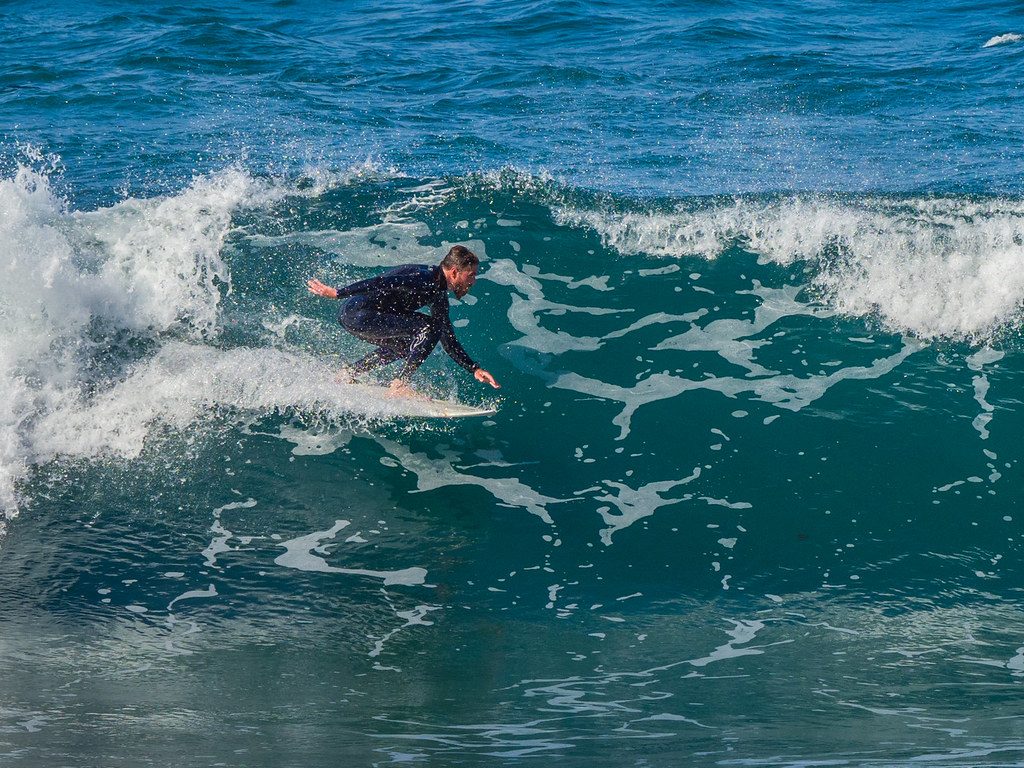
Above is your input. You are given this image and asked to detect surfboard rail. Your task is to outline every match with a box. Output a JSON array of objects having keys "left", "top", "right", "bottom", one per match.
[{"left": 343, "top": 382, "right": 497, "bottom": 419}]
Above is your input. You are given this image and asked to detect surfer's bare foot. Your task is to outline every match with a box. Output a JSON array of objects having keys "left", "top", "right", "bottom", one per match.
[
  {"left": 388, "top": 378, "right": 426, "bottom": 399},
  {"left": 335, "top": 366, "right": 357, "bottom": 384}
]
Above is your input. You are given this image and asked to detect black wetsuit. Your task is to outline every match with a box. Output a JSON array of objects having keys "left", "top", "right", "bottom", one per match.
[{"left": 335, "top": 264, "right": 479, "bottom": 381}]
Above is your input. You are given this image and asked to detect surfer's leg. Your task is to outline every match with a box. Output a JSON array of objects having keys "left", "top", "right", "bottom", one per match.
[
  {"left": 396, "top": 321, "right": 442, "bottom": 382},
  {"left": 341, "top": 304, "right": 437, "bottom": 381},
  {"left": 345, "top": 309, "right": 439, "bottom": 383},
  {"left": 341, "top": 301, "right": 414, "bottom": 371},
  {"left": 351, "top": 341, "right": 405, "bottom": 374}
]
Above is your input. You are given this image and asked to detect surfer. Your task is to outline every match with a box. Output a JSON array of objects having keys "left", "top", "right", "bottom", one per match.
[{"left": 307, "top": 245, "right": 500, "bottom": 395}]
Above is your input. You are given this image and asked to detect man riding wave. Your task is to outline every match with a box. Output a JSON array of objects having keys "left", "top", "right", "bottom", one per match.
[{"left": 307, "top": 245, "right": 500, "bottom": 396}]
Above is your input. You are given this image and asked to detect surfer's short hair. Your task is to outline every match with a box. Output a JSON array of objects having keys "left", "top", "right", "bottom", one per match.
[{"left": 441, "top": 245, "right": 479, "bottom": 272}]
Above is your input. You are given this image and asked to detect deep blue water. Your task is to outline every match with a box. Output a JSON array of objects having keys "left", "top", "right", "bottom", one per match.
[
  {"left": 7, "top": 0, "right": 1024, "bottom": 200},
  {"left": 3, "top": 2, "right": 1024, "bottom": 766}
]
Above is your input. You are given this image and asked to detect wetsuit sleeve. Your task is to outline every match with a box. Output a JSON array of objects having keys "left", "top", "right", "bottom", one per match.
[
  {"left": 335, "top": 270, "right": 418, "bottom": 299},
  {"left": 431, "top": 294, "right": 479, "bottom": 373}
]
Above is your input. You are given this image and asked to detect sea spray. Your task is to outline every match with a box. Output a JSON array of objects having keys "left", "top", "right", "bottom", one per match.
[{"left": 0, "top": 161, "right": 253, "bottom": 518}]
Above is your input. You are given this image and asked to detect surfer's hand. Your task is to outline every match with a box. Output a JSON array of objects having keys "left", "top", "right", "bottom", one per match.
[
  {"left": 307, "top": 279, "right": 338, "bottom": 299},
  {"left": 474, "top": 368, "right": 500, "bottom": 389}
]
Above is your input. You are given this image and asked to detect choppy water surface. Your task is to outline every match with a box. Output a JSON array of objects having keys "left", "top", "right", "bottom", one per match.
[{"left": 3, "top": 1, "right": 1024, "bottom": 766}]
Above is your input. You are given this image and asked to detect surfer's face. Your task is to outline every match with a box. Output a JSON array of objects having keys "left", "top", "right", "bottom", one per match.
[{"left": 448, "top": 265, "right": 477, "bottom": 299}]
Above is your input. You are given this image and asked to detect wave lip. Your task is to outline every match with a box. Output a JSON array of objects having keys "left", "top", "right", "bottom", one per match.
[
  {"left": 556, "top": 194, "right": 1024, "bottom": 342},
  {"left": 0, "top": 158, "right": 274, "bottom": 520}
]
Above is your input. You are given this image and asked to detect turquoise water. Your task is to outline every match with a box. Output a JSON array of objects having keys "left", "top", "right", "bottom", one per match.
[{"left": 3, "top": 2, "right": 1024, "bottom": 766}]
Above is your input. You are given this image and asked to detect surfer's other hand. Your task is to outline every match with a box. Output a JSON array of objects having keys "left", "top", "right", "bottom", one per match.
[
  {"left": 474, "top": 368, "right": 500, "bottom": 389},
  {"left": 307, "top": 279, "right": 338, "bottom": 299}
]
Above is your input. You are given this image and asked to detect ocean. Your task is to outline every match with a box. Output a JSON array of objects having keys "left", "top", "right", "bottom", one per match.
[{"left": 3, "top": 1, "right": 1024, "bottom": 765}]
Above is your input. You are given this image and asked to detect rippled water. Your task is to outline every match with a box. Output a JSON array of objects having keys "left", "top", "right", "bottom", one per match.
[{"left": 3, "top": 1, "right": 1024, "bottom": 766}]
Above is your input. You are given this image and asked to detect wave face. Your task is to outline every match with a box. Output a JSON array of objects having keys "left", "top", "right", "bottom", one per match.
[
  {"left": 11, "top": 159, "right": 1020, "bottom": 521},
  {"left": 3, "top": 160, "right": 1024, "bottom": 766},
  {"left": 4, "top": 1, "right": 1024, "bottom": 765}
]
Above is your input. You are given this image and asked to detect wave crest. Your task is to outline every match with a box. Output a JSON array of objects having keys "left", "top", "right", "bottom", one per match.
[
  {"left": 0, "top": 159, "right": 265, "bottom": 518},
  {"left": 556, "top": 195, "right": 1024, "bottom": 341}
]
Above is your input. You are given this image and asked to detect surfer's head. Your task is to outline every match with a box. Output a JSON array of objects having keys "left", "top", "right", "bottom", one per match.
[{"left": 441, "top": 245, "right": 479, "bottom": 299}]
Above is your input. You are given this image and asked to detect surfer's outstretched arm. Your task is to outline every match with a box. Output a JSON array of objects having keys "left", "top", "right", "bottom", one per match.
[
  {"left": 309, "top": 270, "right": 423, "bottom": 301},
  {"left": 429, "top": 293, "right": 500, "bottom": 389}
]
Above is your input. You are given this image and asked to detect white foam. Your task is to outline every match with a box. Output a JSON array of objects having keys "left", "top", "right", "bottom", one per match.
[
  {"left": 0, "top": 161, "right": 266, "bottom": 519},
  {"left": 250, "top": 221, "right": 489, "bottom": 301},
  {"left": 202, "top": 499, "right": 258, "bottom": 568},
  {"left": 0, "top": 156, "right": 424, "bottom": 523},
  {"left": 557, "top": 196, "right": 1024, "bottom": 341},
  {"left": 686, "top": 619, "right": 790, "bottom": 668},
  {"left": 369, "top": 603, "right": 440, "bottom": 661},
  {"left": 592, "top": 470, "right": 701, "bottom": 545},
  {"left": 483, "top": 259, "right": 628, "bottom": 354},
  {"left": 551, "top": 341, "right": 919, "bottom": 440},
  {"left": 967, "top": 348, "right": 1004, "bottom": 440},
  {"left": 248, "top": 221, "right": 441, "bottom": 267},
  {"left": 275, "top": 425, "right": 354, "bottom": 456},
  {"left": 654, "top": 283, "right": 821, "bottom": 375},
  {"left": 167, "top": 585, "right": 218, "bottom": 611},
  {"left": 31, "top": 341, "right": 447, "bottom": 463},
  {"left": 374, "top": 437, "right": 575, "bottom": 525}
]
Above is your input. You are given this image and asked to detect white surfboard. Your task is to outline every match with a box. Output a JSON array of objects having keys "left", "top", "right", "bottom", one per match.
[
  {"left": 409, "top": 398, "right": 497, "bottom": 419},
  {"left": 343, "top": 382, "right": 497, "bottom": 419}
]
